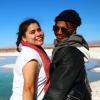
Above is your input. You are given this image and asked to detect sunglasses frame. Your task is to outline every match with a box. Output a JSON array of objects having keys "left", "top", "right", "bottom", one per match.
[
  {"left": 53, "top": 25, "right": 69, "bottom": 33},
  {"left": 53, "top": 25, "right": 71, "bottom": 37}
]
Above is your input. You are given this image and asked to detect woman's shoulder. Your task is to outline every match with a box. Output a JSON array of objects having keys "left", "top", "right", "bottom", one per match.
[
  {"left": 16, "top": 46, "right": 42, "bottom": 68},
  {"left": 17, "top": 46, "right": 41, "bottom": 61},
  {"left": 21, "top": 46, "right": 39, "bottom": 56},
  {"left": 22, "top": 46, "right": 37, "bottom": 53}
]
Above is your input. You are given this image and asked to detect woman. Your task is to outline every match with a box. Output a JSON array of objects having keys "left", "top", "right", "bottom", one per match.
[{"left": 10, "top": 18, "right": 51, "bottom": 100}]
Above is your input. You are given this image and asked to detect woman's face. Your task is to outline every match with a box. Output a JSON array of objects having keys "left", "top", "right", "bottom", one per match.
[{"left": 23, "top": 23, "right": 44, "bottom": 46}]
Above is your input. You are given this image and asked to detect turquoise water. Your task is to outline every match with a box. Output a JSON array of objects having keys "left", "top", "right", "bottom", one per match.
[
  {"left": 0, "top": 68, "right": 13, "bottom": 100},
  {"left": 0, "top": 56, "right": 100, "bottom": 100},
  {"left": 0, "top": 56, "right": 16, "bottom": 100},
  {"left": 87, "top": 70, "right": 100, "bottom": 82}
]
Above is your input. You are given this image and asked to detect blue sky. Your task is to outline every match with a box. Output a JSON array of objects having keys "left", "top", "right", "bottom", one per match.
[{"left": 0, "top": 0, "right": 100, "bottom": 48}]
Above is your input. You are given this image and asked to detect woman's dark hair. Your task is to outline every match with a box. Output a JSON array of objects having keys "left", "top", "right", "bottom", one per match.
[
  {"left": 55, "top": 9, "right": 82, "bottom": 28},
  {"left": 16, "top": 18, "right": 40, "bottom": 52}
]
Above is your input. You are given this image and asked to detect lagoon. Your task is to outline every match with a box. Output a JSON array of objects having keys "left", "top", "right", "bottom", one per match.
[{"left": 0, "top": 56, "right": 100, "bottom": 100}]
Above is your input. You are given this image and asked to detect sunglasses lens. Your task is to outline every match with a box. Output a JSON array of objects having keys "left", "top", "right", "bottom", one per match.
[
  {"left": 61, "top": 27, "right": 70, "bottom": 37},
  {"left": 53, "top": 25, "right": 68, "bottom": 33},
  {"left": 53, "top": 25, "right": 59, "bottom": 32},
  {"left": 61, "top": 27, "right": 68, "bottom": 33},
  {"left": 53, "top": 25, "right": 70, "bottom": 37}
]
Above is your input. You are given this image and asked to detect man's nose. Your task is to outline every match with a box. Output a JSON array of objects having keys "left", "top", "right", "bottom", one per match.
[{"left": 57, "top": 28, "right": 62, "bottom": 34}]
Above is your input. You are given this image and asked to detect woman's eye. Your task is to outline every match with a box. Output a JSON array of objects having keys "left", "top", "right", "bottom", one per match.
[{"left": 30, "top": 30, "right": 35, "bottom": 34}]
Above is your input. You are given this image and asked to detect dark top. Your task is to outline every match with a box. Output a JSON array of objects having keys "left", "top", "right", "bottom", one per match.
[{"left": 43, "top": 46, "right": 91, "bottom": 100}]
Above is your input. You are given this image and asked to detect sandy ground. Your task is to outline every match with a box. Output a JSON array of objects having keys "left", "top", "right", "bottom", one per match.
[
  {"left": 90, "top": 80, "right": 100, "bottom": 100},
  {"left": 89, "top": 47, "right": 100, "bottom": 59},
  {"left": 0, "top": 51, "right": 19, "bottom": 56},
  {"left": 0, "top": 47, "right": 100, "bottom": 99}
]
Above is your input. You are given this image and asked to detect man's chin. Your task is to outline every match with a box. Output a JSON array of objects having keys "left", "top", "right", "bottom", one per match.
[{"left": 57, "top": 38, "right": 63, "bottom": 41}]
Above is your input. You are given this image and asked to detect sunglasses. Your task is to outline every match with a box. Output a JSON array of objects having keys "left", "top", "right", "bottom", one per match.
[
  {"left": 28, "top": 28, "right": 42, "bottom": 35},
  {"left": 53, "top": 25, "right": 68, "bottom": 33},
  {"left": 53, "top": 25, "right": 71, "bottom": 37}
]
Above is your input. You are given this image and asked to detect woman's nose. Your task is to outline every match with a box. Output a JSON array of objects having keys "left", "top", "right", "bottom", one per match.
[{"left": 36, "top": 31, "right": 43, "bottom": 36}]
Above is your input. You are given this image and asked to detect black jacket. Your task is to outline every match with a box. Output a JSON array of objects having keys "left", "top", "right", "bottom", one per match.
[{"left": 43, "top": 35, "right": 91, "bottom": 100}]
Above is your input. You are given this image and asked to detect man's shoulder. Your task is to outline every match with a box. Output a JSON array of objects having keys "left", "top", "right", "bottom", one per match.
[
  {"left": 56, "top": 46, "right": 83, "bottom": 58},
  {"left": 57, "top": 45, "right": 78, "bottom": 52},
  {"left": 52, "top": 46, "right": 77, "bottom": 61}
]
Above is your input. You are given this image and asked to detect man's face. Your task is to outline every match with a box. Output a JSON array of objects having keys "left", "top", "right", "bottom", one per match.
[{"left": 53, "top": 21, "right": 74, "bottom": 42}]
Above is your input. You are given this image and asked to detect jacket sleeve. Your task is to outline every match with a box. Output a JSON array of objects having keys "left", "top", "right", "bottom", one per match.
[{"left": 43, "top": 46, "right": 84, "bottom": 100}]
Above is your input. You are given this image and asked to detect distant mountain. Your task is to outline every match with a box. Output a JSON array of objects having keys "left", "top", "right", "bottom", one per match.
[
  {"left": 0, "top": 40, "right": 100, "bottom": 52},
  {"left": 42, "top": 44, "right": 54, "bottom": 49},
  {"left": 88, "top": 40, "right": 100, "bottom": 47},
  {"left": 0, "top": 48, "right": 17, "bottom": 52},
  {"left": 43, "top": 40, "right": 100, "bottom": 48}
]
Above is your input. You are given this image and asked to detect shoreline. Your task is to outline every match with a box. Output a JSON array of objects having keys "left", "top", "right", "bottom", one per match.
[
  {"left": 1, "top": 63, "right": 100, "bottom": 72},
  {"left": 90, "top": 67, "right": 100, "bottom": 73}
]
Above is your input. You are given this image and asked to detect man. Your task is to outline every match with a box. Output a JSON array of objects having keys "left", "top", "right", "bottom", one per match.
[{"left": 43, "top": 9, "right": 91, "bottom": 100}]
